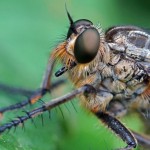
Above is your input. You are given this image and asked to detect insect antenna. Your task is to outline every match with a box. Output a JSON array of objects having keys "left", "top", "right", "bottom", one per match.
[
  {"left": 65, "top": 3, "right": 77, "bottom": 35},
  {"left": 65, "top": 3, "right": 73, "bottom": 25}
]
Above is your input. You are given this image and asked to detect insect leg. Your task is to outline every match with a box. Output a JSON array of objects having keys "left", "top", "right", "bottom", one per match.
[
  {"left": 106, "top": 100, "right": 127, "bottom": 118},
  {"left": 0, "top": 46, "right": 60, "bottom": 115},
  {"left": 95, "top": 111, "right": 137, "bottom": 150},
  {"left": 107, "top": 100, "right": 150, "bottom": 149},
  {"left": 0, "top": 83, "right": 35, "bottom": 97},
  {"left": 0, "top": 84, "right": 95, "bottom": 134},
  {"left": 131, "top": 130, "right": 150, "bottom": 149},
  {"left": 0, "top": 79, "right": 65, "bottom": 115},
  {"left": 41, "top": 56, "right": 55, "bottom": 90},
  {"left": 133, "top": 106, "right": 150, "bottom": 148},
  {"left": 0, "top": 78, "right": 65, "bottom": 97}
]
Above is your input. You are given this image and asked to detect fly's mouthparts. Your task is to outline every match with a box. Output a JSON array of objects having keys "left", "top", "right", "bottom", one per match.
[{"left": 55, "top": 61, "right": 77, "bottom": 77}]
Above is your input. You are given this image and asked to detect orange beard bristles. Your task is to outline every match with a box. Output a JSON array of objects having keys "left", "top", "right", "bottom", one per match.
[{"left": 50, "top": 41, "right": 75, "bottom": 68}]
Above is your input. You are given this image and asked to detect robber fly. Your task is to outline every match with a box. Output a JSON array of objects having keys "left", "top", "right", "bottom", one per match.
[{"left": 0, "top": 8, "right": 150, "bottom": 150}]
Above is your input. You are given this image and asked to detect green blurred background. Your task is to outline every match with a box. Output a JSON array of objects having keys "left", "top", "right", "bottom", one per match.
[{"left": 0, "top": 0, "right": 150, "bottom": 150}]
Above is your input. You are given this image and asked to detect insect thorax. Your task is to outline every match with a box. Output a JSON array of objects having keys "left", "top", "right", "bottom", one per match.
[
  {"left": 67, "top": 33, "right": 149, "bottom": 112},
  {"left": 52, "top": 23, "right": 150, "bottom": 113}
]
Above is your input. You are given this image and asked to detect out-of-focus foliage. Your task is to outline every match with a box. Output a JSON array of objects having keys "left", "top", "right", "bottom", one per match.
[{"left": 0, "top": 0, "right": 149, "bottom": 150}]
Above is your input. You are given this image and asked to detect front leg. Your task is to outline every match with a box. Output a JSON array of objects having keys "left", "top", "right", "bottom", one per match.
[
  {"left": 0, "top": 42, "right": 64, "bottom": 115},
  {"left": 95, "top": 111, "right": 137, "bottom": 150},
  {"left": 107, "top": 100, "right": 150, "bottom": 149},
  {"left": 83, "top": 89, "right": 137, "bottom": 150}
]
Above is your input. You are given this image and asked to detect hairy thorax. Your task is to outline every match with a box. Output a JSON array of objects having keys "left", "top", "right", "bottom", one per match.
[{"left": 68, "top": 41, "right": 148, "bottom": 113}]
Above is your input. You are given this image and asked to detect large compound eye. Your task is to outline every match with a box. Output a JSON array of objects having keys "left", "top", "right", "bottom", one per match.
[{"left": 74, "top": 27, "right": 100, "bottom": 63}]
